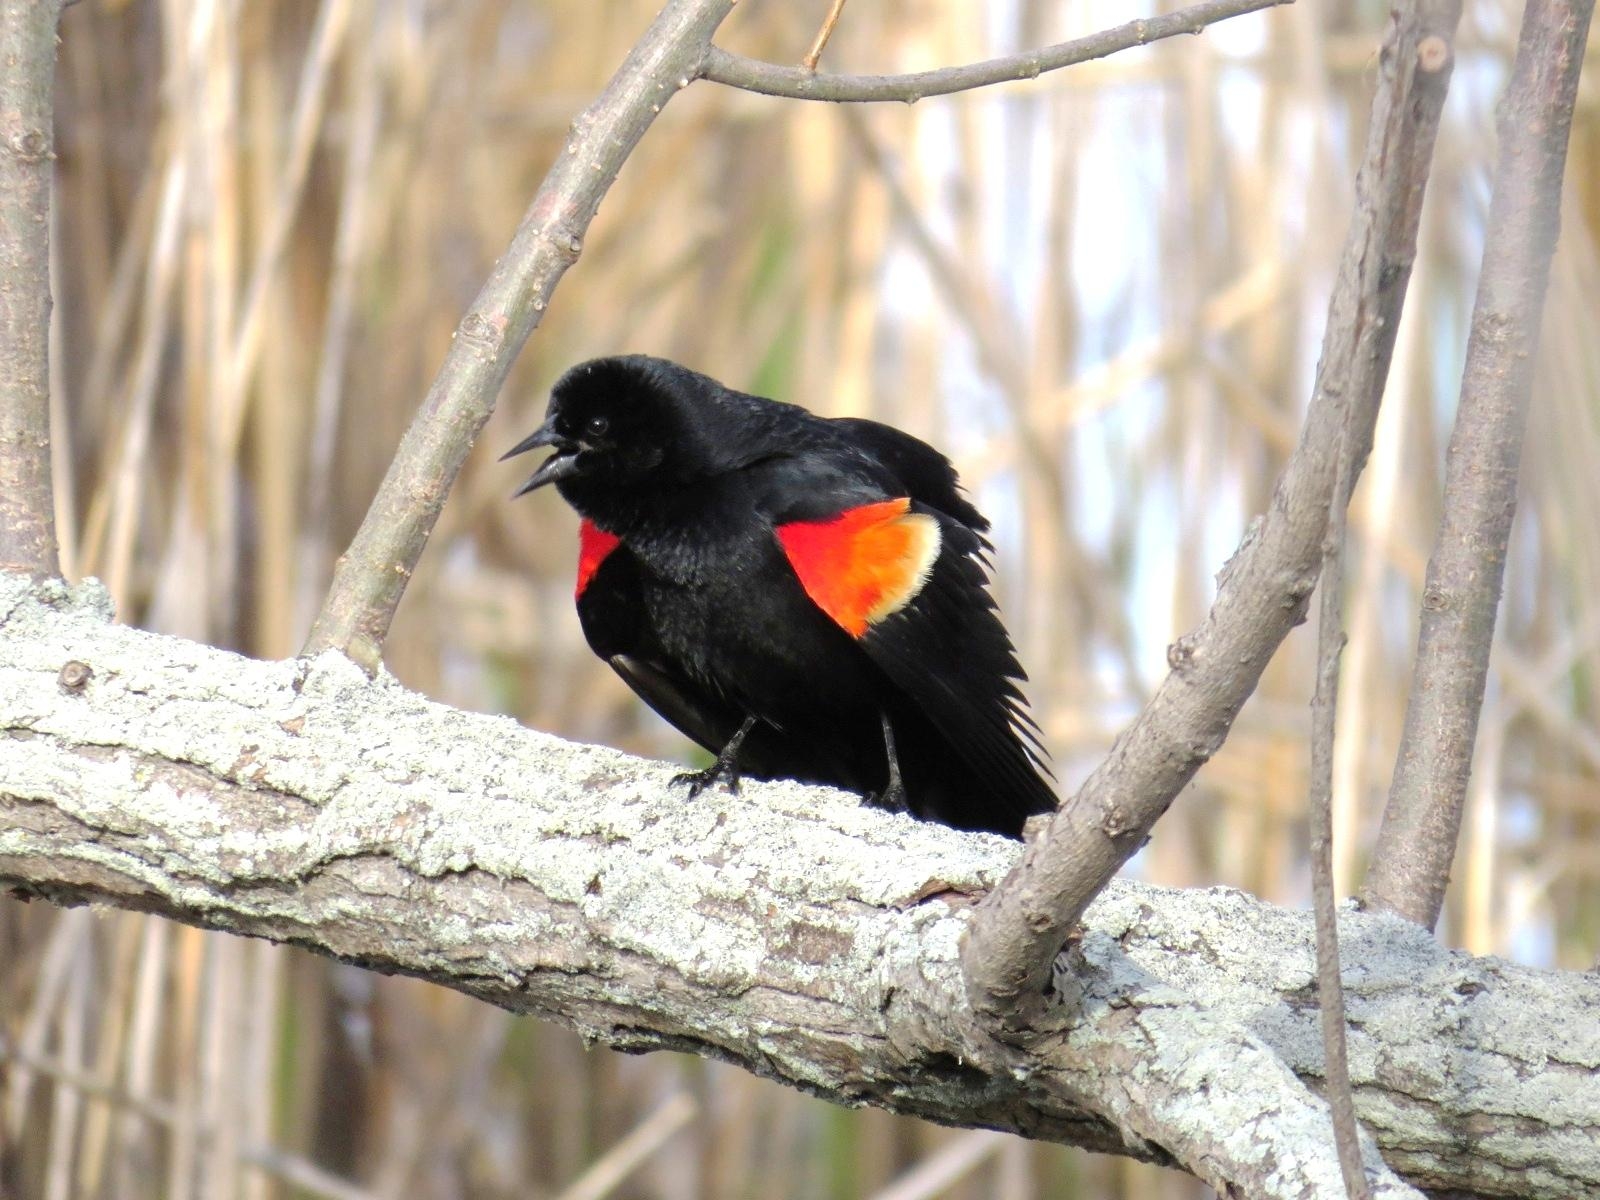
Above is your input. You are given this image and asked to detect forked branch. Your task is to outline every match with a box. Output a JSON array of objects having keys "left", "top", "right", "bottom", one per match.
[
  {"left": 961, "top": 0, "right": 1463, "bottom": 1025},
  {"left": 1364, "top": 0, "right": 1595, "bottom": 929}
]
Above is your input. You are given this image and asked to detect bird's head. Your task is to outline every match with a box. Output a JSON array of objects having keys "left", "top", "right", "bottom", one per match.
[{"left": 503, "top": 355, "right": 759, "bottom": 506}]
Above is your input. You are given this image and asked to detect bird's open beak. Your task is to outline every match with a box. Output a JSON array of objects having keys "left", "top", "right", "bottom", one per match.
[{"left": 502, "top": 418, "right": 581, "bottom": 496}]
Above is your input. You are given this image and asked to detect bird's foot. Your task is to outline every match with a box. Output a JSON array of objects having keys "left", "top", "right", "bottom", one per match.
[
  {"left": 674, "top": 715, "right": 757, "bottom": 799},
  {"left": 866, "top": 781, "right": 909, "bottom": 814},
  {"left": 868, "top": 712, "right": 909, "bottom": 815},
  {"left": 673, "top": 760, "right": 742, "bottom": 799}
]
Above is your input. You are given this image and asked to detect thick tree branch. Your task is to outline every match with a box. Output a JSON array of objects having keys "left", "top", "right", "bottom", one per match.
[
  {"left": 1363, "top": 0, "right": 1595, "bottom": 929},
  {"left": 702, "top": 0, "right": 1290, "bottom": 104},
  {"left": 961, "top": 0, "right": 1462, "bottom": 1024},
  {"left": 4, "top": 576, "right": 1597, "bottom": 1197},
  {"left": 303, "top": 0, "right": 735, "bottom": 671},
  {"left": 0, "top": 0, "right": 62, "bottom": 580}
]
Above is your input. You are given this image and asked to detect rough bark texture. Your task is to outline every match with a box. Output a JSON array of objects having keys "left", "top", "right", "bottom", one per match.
[
  {"left": 2, "top": 576, "right": 1595, "bottom": 1198},
  {"left": 0, "top": 0, "right": 61, "bottom": 579},
  {"left": 1364, "top": 0, "right": 1595, "bottom": 929},
  {"left": 961, "top": 0, "right": 1462, "bottom": 1025},
  {"left": 303, "top": 0, "right": 734, "bottom": 670}
]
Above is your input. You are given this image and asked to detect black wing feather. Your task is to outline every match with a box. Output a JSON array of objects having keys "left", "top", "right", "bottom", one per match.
[
  {"left": 830, "top": 416, "right": 990, "bottom": 537},
  {"left": 606, "top": 654, "right": 738, "bottom": 756},
  {"left": 857, "top": 508, "right": 1055, "bottom": 828}
]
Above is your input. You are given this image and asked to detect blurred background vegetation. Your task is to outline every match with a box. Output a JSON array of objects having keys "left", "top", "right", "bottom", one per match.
[{"left": 3, "top": 0, "right": 1598, "bottom": 1197}]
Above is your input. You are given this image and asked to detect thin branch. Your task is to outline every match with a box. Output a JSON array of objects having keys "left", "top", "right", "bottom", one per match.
[
  {"left": 303, "top": 0, "right": 736, "bottom": 670},
  {"left": 800, "top": 0, "right": 849, "bottom": 72},
  {"left": 961, "top": 0, "right": 1462, "bottom": 1025},
  {"left": 1363, "top": 0, "right": 1595, "bottom": 929},
  {"left": 1309, "top": 416, "right": 1368, "bottom": 1199},
  {"left": 702, "top": 0, "right": 1290, "bottom": 103},
  {"left": 0, "top": 0, "right": 63, "bottom": 579}
]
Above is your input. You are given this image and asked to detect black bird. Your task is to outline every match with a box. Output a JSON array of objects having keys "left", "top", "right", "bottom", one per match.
[{"left": 504, "top": 355, "right": 1055, "bottom": 837}]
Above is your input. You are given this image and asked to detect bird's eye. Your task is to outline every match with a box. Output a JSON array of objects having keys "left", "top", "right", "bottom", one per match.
[{"left": 586, "top": 415, "right": 611, "bottom": 438}]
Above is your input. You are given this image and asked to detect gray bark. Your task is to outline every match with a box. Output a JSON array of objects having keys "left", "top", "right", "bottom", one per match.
[
  {"left": 2, "top": 575, "right": 1595, "bottom": 1199},
  {"left": 0, "top": 0, "right": 62, "bottom": 579},
  {"left": 1365, "top": 0, "right": 1595, "bottom": 927},
  {"left": 961, "top": 0, "right": 1464, "bottom": 1019},
  {"left": 700, "top": 0, "right": 1288, "bottom": 103}
]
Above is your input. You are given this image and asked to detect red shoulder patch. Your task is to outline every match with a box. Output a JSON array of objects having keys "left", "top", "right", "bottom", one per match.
[
  {"left": 576, "top": 520, "right": 621, "bottom": 598},
  {"left": 775, "top": 498, "right": 942, "bottom": 637}
]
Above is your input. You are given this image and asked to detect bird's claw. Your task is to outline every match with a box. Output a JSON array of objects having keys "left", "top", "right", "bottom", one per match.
[
  {"left": 673, "top": 762, "right": 742, "bottom": 798},
  {"left": 866, "top": 782, "right": 909, "bottom": 813}
]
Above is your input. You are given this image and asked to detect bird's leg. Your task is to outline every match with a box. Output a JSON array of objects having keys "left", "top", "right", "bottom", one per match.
[
  {"left": 867, "top": 711, "right": 909, "bottom": 813},
  {"left": 673, "top": 715, "right": 758, "bottom": 798}
]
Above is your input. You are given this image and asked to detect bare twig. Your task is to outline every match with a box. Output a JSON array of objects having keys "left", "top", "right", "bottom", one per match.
[
  {"left": 961, "top": 0, "right": 1462, "bottom": 1024},
  {"left": 0, "top": 0, "right": 63, "bottom": 579},
  {"left": 1309, "top": 416, "right": 1368, "bottom": 1199},
  {"left": 304, "top": 0, "right": 736, "bottom": 670},
  {"left": 800, "top": 0, "right": 849, "bottom": 71},
  {"left": 1363, "top": 0, "right": 1595, "bottom": 929},
  {"left": 703, "top": 0, "right": 1290, "bottom": 103}
]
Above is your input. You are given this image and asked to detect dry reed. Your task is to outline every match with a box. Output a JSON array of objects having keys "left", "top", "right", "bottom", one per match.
[{"left": 3, "top": 1, "right": 1597, "bottom": 1198}]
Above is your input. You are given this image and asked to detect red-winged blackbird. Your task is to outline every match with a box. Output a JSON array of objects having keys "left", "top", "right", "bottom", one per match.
[{"left": 504, "top": 355, "right": 1055, "bottom": 838}]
